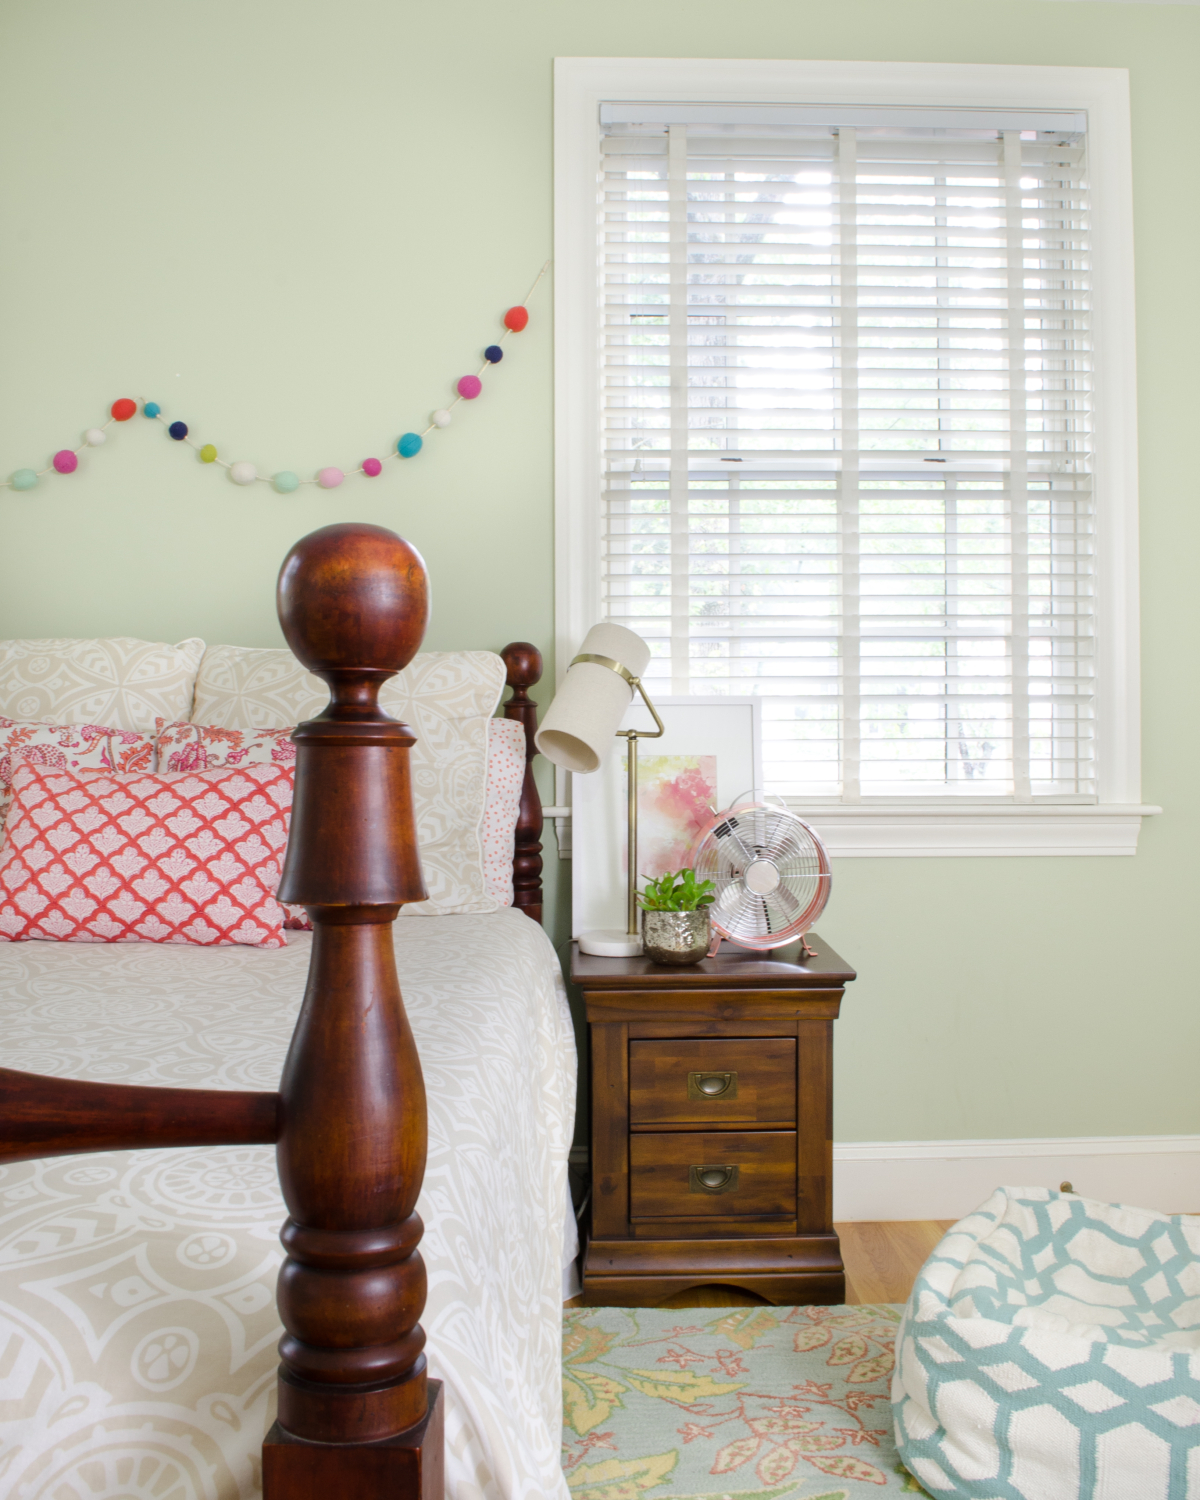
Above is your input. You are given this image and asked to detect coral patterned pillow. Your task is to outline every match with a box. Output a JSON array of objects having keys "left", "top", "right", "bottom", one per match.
[
  {"left": 154, "top": 720, "right": 296, "bottom": 772},
  {"left": 155, "top": 722, "right": 305, "bottom": 927},
  {"left": 0, "top": 718, "right": 153, "bottom": 837},
  {"left": 0, "top": 760, "right": 292, "bottom": 947}
]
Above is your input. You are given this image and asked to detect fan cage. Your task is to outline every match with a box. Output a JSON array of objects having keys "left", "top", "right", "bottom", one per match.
[{"left": 688, "top": 802, "right": 831, "bottom": 951}]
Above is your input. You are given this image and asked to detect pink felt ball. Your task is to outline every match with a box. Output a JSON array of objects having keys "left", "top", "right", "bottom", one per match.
[
  {"left": 457, "top": 375, "right": 483, "bottom": 400},
  {"left": 53, "top": 449, "right": 78, "bottom": 474},
  {"left": 317, "top": 467, "right": 344, "bottom": 489},
  {"left": 362, "top": 457, "right": 382, "bottom": 477}
]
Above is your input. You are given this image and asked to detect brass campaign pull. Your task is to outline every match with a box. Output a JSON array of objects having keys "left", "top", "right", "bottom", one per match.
[
  {"left": 687, "top": 1070, "right": 738, "bottom": 1101},
  {"left": 689, "top": 1164, "right": 740, "bottom": 1194}
]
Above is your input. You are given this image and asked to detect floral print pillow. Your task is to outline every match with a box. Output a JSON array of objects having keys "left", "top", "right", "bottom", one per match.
[
  {"left": 154, "top": 720, "right": 296, "bottom": 773},
  {"left": 0, "top": 718, "right": 153, "bottom": 839}
]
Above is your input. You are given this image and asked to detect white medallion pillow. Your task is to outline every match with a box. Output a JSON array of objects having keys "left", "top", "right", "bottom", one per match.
[
  {"left": 191, "top": 644, "right": 506, "bottom": 915},
  {"left": 0, "top": 637, "right": 205, "bottom": 732}
]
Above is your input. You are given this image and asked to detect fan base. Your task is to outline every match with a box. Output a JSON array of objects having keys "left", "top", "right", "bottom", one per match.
[{"left": 578, "top": 928, "right": 643, "bottom": 957}]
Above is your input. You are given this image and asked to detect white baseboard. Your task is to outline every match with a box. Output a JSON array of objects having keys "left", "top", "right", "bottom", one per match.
[{"left": 833, "top": 1136, "right": 1200, "bottom": 1222}]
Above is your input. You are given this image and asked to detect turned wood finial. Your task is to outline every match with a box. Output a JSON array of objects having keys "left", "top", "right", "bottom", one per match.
[
  {"left": 278, "top": 522, "right": 430, "bottom": 675},
  {"left": 277, "top": 525, "right": 428, "bottom": 912},
  {"left": 500, "top": 641, "right": 542, "bottom": 699},
  {"left": 500, "top": 642, "right": 544, "bottom": 926}
]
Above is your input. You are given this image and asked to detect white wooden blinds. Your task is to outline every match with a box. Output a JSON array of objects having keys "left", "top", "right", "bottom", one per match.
[{"left": 599, "top": 106, "right": 1094, "bottom": 800}]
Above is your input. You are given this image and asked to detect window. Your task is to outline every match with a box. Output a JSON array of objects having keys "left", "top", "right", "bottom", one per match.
[{"left": 555, "top": 60, "right": 1153, "bottom": 854}]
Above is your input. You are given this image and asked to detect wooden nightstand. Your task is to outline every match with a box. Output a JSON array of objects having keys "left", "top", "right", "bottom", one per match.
[{"left": 572, "top": 934, "right": 855, "bottom": 1307}]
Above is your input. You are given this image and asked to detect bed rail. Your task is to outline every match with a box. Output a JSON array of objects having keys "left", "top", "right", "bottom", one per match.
[
  {"left": 0, "top": 522, "right": 443, "bottom": 1499},
  {"left": 0, "top": 1069, "right": 278, "bottom": 1163}
]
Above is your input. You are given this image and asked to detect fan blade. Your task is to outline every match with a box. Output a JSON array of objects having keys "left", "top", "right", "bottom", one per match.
[
  {"left": 712, "top": 814, "right": 756, "bottom": 868},
  {"left": 718, "top": 885, "right": 758, "bottom": 937},
  {"left": 763, "top": 816, "right": 799, "bottom": 861},
  {"left": 771, "top": 883, "right": 804, "bottom": 920},
  {"left": 715, "top": 878, "right": 745, "bottom": 913}
]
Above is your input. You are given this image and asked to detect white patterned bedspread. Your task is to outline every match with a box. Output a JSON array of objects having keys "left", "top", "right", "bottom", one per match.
[{"left": 0, "top": 910, "right": 575, "bottom": 1500}]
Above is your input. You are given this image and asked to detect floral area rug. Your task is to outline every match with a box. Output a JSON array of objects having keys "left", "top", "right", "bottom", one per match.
[{"left": 562, "top": 1303, "right": 930, "bottom": 1499}]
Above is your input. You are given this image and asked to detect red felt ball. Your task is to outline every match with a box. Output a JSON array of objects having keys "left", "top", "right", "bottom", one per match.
[
  {"left": 503, "top": 305, "right": 529, "bottom": 332},
  {"left": 111, "top": 398, "right": 137, "bottom": 422}
]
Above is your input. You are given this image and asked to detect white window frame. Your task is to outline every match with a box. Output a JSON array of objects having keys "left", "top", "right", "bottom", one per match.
[{"left": 554, "top": 56, "right": 1158, "bottom": 856}]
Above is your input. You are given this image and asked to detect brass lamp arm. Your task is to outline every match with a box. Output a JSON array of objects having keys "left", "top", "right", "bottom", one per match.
[
  {"left": 616, "top": 678, "right": 666, "bottom": 742},
  {"left": 568, "top": 654, "right": 666, "bottom": 940}
]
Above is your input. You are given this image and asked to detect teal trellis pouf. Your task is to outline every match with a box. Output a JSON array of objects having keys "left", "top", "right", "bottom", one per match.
[{"left": 892, "top": 1187, "right": 1200, "bottom": 1499}]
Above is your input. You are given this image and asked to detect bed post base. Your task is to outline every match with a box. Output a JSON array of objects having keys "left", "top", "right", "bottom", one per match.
[
  {"left": 501, "top": 641, "right": 544, "bottom": 924},
  {"left": 263, "top": 1380, "right": 444, "bottom": 1499}
]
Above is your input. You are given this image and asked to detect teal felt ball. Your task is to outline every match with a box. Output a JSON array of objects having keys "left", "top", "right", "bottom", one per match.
[
  {"left": 144, "top": 402, "right": 161, "bottom": 418},
  {"left": 272, "top": 471, "right": 299, "bottom": 493},
  {"left": 10, "top": 468, "right": 37, "bottom": 491},
  {"left": 397, "top": 432, "right": 423, "bottom": 458}
]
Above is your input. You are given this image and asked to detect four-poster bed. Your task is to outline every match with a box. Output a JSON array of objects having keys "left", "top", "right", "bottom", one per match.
[{"left": 0, "top": 523, "right": 564, "bottom": 1498}]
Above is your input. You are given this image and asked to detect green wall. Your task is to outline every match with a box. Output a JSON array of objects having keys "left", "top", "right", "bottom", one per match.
[{"left": 1, "top": 0, "right": 1196, "bottom": 1144}]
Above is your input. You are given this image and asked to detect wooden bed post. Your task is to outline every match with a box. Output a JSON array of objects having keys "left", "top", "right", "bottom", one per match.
[
  {"left": 0, "top": 521, "right": 443, "bottom": 1495},
  {"left": 263, "top": 523, "right": 443, "bottom": 1499},
  {"left": 501, "top": 641, "right": 544, "bottom": 925}
]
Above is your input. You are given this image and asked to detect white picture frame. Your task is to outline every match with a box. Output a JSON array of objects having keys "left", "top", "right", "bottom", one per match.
[{"left": 571, "top": 696, "right": 763, "bottom": 939}]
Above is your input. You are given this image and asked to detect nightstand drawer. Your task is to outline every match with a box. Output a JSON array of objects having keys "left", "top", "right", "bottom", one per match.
[
  {"left": 630, "top": 1131, "right": 796, "bottom": 1218},
  {"left": 629, "top": 1038, "right": 796, "bottom": 1126}
]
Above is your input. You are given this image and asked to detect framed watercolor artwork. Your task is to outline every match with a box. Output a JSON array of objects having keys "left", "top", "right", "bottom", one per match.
[{"left": 571, "top": 696, "right": 762, "bottom": 940}]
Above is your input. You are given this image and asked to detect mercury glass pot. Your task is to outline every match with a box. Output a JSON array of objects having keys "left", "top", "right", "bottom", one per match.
[{"left": 641, "top": 908, "right": 711, "bottom": 965}]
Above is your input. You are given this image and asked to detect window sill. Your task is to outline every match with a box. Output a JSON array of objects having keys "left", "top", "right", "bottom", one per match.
[{"left": 786, "top": 803, "right": 1163, "bottom": 858}]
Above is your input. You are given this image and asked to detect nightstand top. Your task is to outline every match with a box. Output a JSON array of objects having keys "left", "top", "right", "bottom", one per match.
[{"left": 570, "top": 930, "right": 854, "bottom": 990}]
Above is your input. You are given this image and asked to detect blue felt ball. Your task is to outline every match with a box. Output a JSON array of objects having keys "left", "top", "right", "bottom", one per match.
[
  {"left": 484, "top": 344, "right": 504, "bottom": 364},
  {"left": 397, "top": 432, "right": 423, "bottom": 458},
  {"left": 168, "top": 420, "right": 188, "bottom": 441},
  {"left": 144, "top": 401, "right": 161, "bottom": 418}
]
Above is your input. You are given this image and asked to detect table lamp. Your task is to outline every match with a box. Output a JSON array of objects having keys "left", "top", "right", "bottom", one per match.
[{"left": 536, "top": 624, "right": 664, "bottom": 956}]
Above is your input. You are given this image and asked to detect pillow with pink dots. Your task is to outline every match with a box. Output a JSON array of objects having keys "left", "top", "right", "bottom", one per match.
[{"left": 482, "top": 717, "right": 526, "bottom": 908}]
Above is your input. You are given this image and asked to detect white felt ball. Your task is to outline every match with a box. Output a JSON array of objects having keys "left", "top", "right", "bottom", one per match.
[
  {"left": 431, "top": 409, "right": 452, "bottom": 428},
  {"left": 230, "top": 462, "right": 257, "bottom": 486},
  {"left": 84, "top": 428, "right": 107, "bottom": 446}
]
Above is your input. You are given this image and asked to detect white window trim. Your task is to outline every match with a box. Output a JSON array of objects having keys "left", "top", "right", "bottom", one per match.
[{"left": 553, "top": 56, "right": 1158, "bottom": 856}]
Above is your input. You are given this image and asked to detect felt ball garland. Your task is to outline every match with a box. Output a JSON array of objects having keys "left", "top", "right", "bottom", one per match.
[{"left": 2, "top": 264, "right": 547, "bottom": 496}]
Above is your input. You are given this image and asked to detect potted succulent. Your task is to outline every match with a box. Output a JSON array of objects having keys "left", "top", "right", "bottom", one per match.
[{"left": 637, "top": 868, "right": 716, "bottom": 965}]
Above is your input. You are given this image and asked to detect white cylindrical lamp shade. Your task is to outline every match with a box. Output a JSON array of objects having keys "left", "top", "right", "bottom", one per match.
[{"left": 534, "top": 623, "right": 651, "bottom": 773}]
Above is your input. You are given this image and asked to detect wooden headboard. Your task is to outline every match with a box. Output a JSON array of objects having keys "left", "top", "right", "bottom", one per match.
[{"left": 500, "top": 642, "right": 544, "bottom": 926}]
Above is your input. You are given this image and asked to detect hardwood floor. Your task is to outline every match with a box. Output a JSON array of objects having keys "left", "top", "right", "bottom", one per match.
[
  {"left": 839, "top": 1219, "right": 955, "bottom": 1305},
  {"left": 568, "top": 1219, "right": 956, "bottom": 1309}
]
